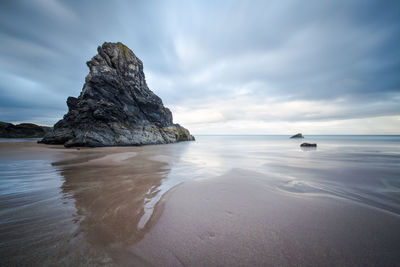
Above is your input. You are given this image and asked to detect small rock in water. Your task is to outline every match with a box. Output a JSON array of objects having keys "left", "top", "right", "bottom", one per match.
[
  {"left": 300, "top": 143, "right": 317, "bottom": 147},
  {"left": 290, "top": 133, "right": 304, "bottom": 138}
]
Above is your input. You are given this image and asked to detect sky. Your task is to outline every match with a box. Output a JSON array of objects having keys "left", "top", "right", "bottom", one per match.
[{"left": 0, "top": 0, "right": 399, "bottom": 134}]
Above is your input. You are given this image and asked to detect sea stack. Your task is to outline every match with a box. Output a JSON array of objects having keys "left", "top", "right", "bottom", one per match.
[{"left": 40, "top": 42, "right": 194, "bottom": 147}]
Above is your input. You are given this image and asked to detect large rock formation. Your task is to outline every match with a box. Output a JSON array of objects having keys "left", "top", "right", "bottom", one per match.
[
  {"left": 40, "top": 42, "right": 194, "bottom": 147},
  {"left": 0, "top": 122, "right": 51, "bottom": 138}
]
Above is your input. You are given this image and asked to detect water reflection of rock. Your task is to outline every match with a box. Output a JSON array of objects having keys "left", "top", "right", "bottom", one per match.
[
  {"left": 300, "top": 146, "right": 317, "bottom": 152},
  {"left": 53, "top": 144, "right": 186, "bottom": 247}
]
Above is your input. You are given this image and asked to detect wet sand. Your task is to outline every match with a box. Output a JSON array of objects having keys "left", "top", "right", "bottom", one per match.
[
  {"left": 1, "top": 139, "right": 400, "bottom": 266},
  {"left": 1, "top": 142, "right": 187, "bottom": 265},
  {"left": 133, "top": 170, "right": 400, "bottom": 266}
]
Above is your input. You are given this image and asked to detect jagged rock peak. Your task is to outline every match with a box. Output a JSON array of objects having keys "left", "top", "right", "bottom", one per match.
[
  {"left": 86, "top": 42, "right": 144, "bottom": 83},
  {"left": 40, "top": 42, "right": 194, "bottom": 147}
]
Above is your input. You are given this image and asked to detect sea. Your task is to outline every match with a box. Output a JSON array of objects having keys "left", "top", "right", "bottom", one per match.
[{"left": 0, "top": 135, "right": 399, "bottom": 265}]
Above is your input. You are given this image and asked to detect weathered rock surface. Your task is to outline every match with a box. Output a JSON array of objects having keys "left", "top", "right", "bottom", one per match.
[
  {"left": 290, "top": 133, "right": 304, "bottom": 138},
  {"left": 300, "top": 143, "right": 317, "bottom": 147},
  {"left": 40, "top": 42, "right": 194, "bottom": 147},
  {"left": 0, "top": 122, "right": 51, "bottom": 138}
]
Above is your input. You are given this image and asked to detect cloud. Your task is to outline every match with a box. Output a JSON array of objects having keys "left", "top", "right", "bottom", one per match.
[
  {"left": 171, "top": 95, "right": 400, "bottom": 125},
  {"left": 0, "top": 0, "right": 399, "bottom": 133}
]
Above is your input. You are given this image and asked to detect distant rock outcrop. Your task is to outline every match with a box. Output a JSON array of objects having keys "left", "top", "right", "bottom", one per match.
[
  {"left": 290, "top": 133, "right": 304, "bottom": 138},
  {"left": 0, "top": 122, "right": 51, "bottom": 138},
  {"left": 40, "top": 42, "right": 194, "bottom": 147}
]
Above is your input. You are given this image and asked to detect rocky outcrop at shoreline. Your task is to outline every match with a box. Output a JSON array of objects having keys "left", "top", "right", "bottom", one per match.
[
  {"left": 40, "top": 42, "right": 194, "bottom": 147},
  {"left": 0, "top": 122, "right": 51, "bottom": 138}
]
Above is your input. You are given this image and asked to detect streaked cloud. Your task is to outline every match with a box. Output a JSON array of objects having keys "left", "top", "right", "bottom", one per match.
[{"left": 0, "top": 0, "right": 399, "bottom": 133}]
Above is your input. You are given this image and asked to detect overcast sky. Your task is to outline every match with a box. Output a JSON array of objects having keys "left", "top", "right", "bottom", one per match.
[{"left": 0, "top": 0, "right": 399, "bottom": 134}]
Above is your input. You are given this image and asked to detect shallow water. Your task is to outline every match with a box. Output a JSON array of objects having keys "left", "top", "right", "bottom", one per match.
[
  {"left": 0, "top": 135, "right": 399, "bottom": 265},
  {"left": 159, "top": 135, "right": 400, "bottom": 214}
]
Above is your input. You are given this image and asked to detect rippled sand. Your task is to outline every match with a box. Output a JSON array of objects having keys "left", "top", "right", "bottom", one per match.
[{"left": 1, "top": 136, "right": 400, "bottom": 266}]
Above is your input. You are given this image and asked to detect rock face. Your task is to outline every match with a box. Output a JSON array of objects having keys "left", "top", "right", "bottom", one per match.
[
  {"left": 0, "top": 122, "right": 51, "bottom": 138},
  {"left": 40, "top": 42, "right": 194, "bottom": 147},
  {"left": 290, "top": 133, "right": 304, "bottom": 138},
  {"left": 300, "top": 143, "right": 317, "bottom": 147}
]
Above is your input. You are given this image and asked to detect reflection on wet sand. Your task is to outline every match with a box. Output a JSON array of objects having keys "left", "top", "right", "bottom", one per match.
[
  {"left": 53, "top": 145, "right": 185, "bottom": 248},
  {"left": 0, "top": 142, "right": 189, "bottom": 265}
]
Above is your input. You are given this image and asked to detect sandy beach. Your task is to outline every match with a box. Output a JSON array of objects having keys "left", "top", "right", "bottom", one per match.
[
  {"left": 1, "top": 137, "right": 400, "bottom": 266},
  {"left": 133, "top": 170, "right": 400, "bottom": 266}
]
